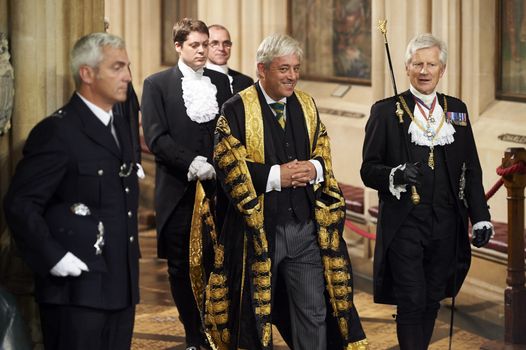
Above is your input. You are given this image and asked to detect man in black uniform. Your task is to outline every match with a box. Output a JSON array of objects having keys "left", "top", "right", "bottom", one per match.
[
  {"left": 141, "top": 18, "right": 231, "bottom": 350},
  {"left": 360, "top": 33, "right": 493, "bottom": 350},
  {"left": 4, "top": 32, "right": 141, "bottom": 350}
]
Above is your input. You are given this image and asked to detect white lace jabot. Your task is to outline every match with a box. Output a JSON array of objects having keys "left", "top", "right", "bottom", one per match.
[
  {"left": 178, "top": 60, "right": 218, "bottom": 123},
  {"left": 407, "top": 85, "right": 455, "bottom": 147}
]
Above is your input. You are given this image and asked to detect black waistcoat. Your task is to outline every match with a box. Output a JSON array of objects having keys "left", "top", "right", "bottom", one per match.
[
  {"left": 410, "top": 144, "right": 455, "bottom": 209},
  {"left": 267, "top": 113, "right": 311, "bottom": 224}
]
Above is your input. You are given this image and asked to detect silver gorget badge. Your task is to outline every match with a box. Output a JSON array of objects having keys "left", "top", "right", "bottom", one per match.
[
  {"left": 459, "top": 162, "right": 468, "bottom": 208},
  {"left": 70, "top": 203, "right": 91, "bottom": 216},
  {"left": 94, "top": 221, "right": 105, "bottom": 255}
]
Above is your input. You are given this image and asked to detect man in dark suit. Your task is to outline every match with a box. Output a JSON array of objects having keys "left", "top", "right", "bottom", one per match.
[
  {"left": 206, "top": 33, "right": 367, "bottom": 350},
  {"left": 206, "top": 24, "right": 254, "bottom": 94},
  {"left": 360, "top": 33, "right": 493, "bottom": 350},
  {"left": 4, "top": 32, "right": 141, "bottom": 350},
  {"left": 141, "top": 18, "right": 231, "bottom": 350}
]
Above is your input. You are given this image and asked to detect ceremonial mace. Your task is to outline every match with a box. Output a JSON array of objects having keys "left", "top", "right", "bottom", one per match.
[{"left": 377, "top": 20, "right": 420, "bottom": 205}]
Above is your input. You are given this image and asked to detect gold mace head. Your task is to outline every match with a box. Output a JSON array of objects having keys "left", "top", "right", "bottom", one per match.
[
  {"left": 411, "top": 186, "right": 421, "bottom": 205},
  {"left": 378, "top": 19, "right": 387, "bottom": 35}
]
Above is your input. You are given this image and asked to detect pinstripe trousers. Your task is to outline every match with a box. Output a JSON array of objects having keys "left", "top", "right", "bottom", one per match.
[{"left": 272, "top": 219, "right": 327, "bottom": 350}]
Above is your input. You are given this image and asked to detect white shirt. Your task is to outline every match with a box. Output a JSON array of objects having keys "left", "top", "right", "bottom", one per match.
[{"left": 76, "top": 92, "right": 113, "bottom": 126}]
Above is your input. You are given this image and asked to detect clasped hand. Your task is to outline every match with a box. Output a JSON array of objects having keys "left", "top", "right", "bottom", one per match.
[
  {"left": 393, "top": 162, "right": 422, "bottom": 186},
  {"left": 280, "top": 159, "right": 316, "bottom": 188},
  {"left": 187, "top": 156, "right": 216, "bottom": 181}
]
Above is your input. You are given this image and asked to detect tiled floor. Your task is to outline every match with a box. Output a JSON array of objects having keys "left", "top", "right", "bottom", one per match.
[{"left": 134, "top": 228, "right": 506, "bottom": 350}]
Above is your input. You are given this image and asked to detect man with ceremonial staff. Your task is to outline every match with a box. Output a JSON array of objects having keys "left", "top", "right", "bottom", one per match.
[{"left": 360, "top": 33, "right": 493, "bottom": 350}]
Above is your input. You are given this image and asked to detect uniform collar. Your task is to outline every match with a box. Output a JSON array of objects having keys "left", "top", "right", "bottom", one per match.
[{"left": 76, "top": 92, "right": 113, "bottom": 126}]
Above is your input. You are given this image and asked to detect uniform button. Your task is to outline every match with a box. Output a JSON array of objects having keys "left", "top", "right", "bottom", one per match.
[
  {"left": 98, "top": 169, "right": 104, "bottom": 176},
  {"left": 288, "top": 156, "right": 293, "bottom": 160},
  {"left": 285, "top": 142, "right": 289, "bottom": 147},
  {"left": 129, "top": 236, "right": 134, "bottom": 243},
  {"left": 288, "top": 208, "right": 292, "bottom": 212},
  {"left": 125, "top": 187, "right": 130, "bottom": 193},
  {"left": 127, "top": 211, "right": 133, "bottom": 218}
]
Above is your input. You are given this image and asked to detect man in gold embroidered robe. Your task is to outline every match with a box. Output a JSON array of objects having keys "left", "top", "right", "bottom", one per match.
[{"left": 204, "top": 34, "right": 368, "bottom": 350}]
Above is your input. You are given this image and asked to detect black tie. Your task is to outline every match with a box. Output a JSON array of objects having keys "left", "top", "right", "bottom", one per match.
[{"left": 107, "top": 116, "right": 120, "bottom": 148}]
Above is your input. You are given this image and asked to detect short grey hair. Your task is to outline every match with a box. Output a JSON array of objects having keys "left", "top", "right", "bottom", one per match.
[
  {"left": 404, "top": 33, "right": 447, "bottom": 66},
  {"left": 70, "top": 32, "right": 126, "bottom": 88},
  {"left": 256, "top": 33, "right": 303, "bottom": 70}
]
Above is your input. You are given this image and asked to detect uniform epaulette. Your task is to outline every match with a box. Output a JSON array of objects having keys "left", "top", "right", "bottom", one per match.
[
  {"left": 373, "top": 95, "right": 397, "bottom": 106},
  {"left": 439, "top": 93, "right": 462, "bottom": 103},
  {"left": 49, "top": 108, "right": 66, "bottom": 118}
]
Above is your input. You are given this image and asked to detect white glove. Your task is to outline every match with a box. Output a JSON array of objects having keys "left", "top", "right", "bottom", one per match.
[
  {"left": 187, "top": 156, "right": 208, "bottom": 181},
  {"left": 136, "top": 163, "right": 145, "bottom": 179},
  {"left": 50, "top": 252, "right": 89, "bottom": 277},
  {"left": 196, "top": 161, "right": 216, "bottom": 180}
]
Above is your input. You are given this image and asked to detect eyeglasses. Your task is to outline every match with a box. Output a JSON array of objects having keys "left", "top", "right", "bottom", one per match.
[{"left": 210, "top": 40, "right": 232, "bottom": 49}]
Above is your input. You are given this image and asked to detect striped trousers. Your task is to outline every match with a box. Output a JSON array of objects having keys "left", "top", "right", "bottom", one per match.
[{"left": 272, "top": 219, "right": 327, "bottom": 350}]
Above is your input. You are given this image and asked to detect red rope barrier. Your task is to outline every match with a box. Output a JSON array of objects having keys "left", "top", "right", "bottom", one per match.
[
  {"left": 344, "top": 219, "right": 376, "bottom": 240},
  {"left": 485, "top": 178, "right": 503, "bottom": 201},
  {"left": 485, "top": 161, "right": 526, "bottom": 201},
  {"left": 496, "top": 161, "right": 526, "bottom": 176}
]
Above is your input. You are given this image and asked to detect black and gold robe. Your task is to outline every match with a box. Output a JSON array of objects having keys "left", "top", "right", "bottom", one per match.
[{"left": 195, "top": 84, "right": 368, "bottom": 350}]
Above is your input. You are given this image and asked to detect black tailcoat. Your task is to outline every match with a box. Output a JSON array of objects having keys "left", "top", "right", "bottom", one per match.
[
  {"left": 360, "top": 90, "right": 490, "bottom": 304},
  {"left": 4, "top": 93, "right": 140, "bottom": 310},
  {"left": 141, "top": 66, "right": 231, "bottom": 257}
]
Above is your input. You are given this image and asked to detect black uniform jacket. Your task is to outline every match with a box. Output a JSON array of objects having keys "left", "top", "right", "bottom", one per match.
[
  {"left": 360, "top": 89, "right": 490, "bottom": 304},
  {"left": 228, "top": 68, "right": 254, "bottom": 94},
  {"left": 4, "top": 93, "right": 140, "bottom": 310},
  {"left": 141, "top": 66, "right": 231, "bottom": 257}
]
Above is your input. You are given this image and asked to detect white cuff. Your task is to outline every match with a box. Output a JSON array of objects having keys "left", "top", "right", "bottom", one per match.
[
  {"left": 308, "top": 159, "right": 324, "bottom": 184},
  {"left": 472, "top": 220, "right": 493, "bottom": 233},
  {"left": 266, "top": 164, "right": 281, "bottom": 192},
  {"left": 389, "top": 164, "right": 407, "bottom": 200}
]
